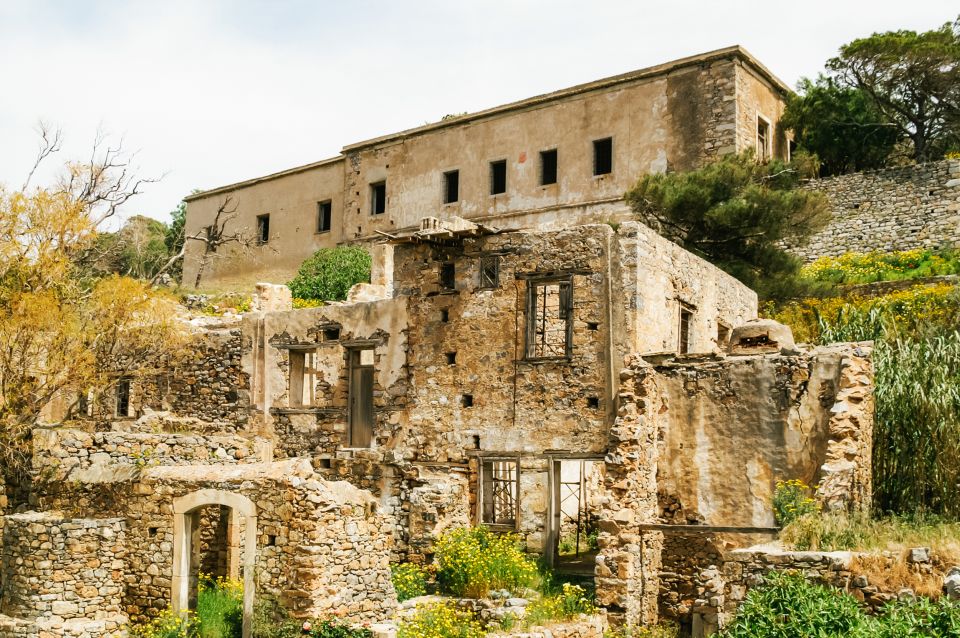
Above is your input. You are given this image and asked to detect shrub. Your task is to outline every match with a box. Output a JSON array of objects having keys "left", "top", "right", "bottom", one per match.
[
  {"left": 801, "top": 248, "right": 960, "bottom": 285},
  {"left": 772, "top": 479, "right": 818, "bottom": 527},
  {"left": 129, "top": 609, "right": 196, "bottom": 638},
  {"left": 391, "top": 563, "right": 428, "bottom": 601},
  {"left": 433, "top": 526, "right": 538, "bottom": 598},
  {"left": 397, "top": 603, "right": 484, "bottom": 638},
  {"left": 524, "top": 583, "right": 597, "bottom": 626},
  {"left": 871, "top": 596, "right": 960, "bottom": 637},
  {"left": 288, "top": 246, "right": 371, "bottom": 301},
  {"left": 719, "top": 571, "right": 869, "bottom": 637},
  {"left": 196, "top": 574, "right": 243, "bottom": 638}
]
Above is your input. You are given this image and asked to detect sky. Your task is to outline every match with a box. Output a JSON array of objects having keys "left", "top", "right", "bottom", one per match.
[{"left": 0, "top": 0, "right": 953, "bottom": 226}]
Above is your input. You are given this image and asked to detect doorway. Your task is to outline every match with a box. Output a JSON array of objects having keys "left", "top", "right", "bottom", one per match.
[
  {"left": 546, "top": 458, "right": 604, "bottom": 574},
  {"left": 348, "top": 348, "right": 374, "bottom": 448}
]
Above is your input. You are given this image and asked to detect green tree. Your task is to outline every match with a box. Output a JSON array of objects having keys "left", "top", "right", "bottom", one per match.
[
  {"left": 163, "top": 200, "right": 187, "bottom": 282},
  {"left": 782, "top": 76, "right": 899, "bottom": 176},
  {"left": 826, "top": 16, "right": 960, "bottom": 162},
  {"left": 288, "top": 246, "right": 372, "bottom": 301},
  {"left": 625, "top": 153, "right": 829, "bottom": 299}
]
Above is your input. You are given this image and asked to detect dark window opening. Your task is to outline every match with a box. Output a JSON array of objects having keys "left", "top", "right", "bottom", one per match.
[
  {"left": 679, "top": 306, "right": 693, "bottom": 354},
  {"left": 587, "top": 322, "right": 599, "bottom": 331},
  {"left": 757, "top": 118, "right": 771, "bottom": 162},
  {"left": 371, "top": 181, "right": 387, "bottom": 215},
  {"left": 461, "top": 394, "right": 473, "bottom": 408},
  {"left": 443, "top": 170, "right": 460, "bottom": 204},
  {"left": 472, "top": 435, "right": 481, "bottom": 450},
  {"left": 717, "top": 322, "right": 731, "bottom": 346},
  {"left": 446, "top": 352, "right": 457, "bottom": 365},
  {"left": 593, "top": 138, "right": 613, "bottom": 175},
  {"left": 267, "top": 535, "right": 277, "bottom": 546},
  {"left": 479, "top": 255, "right": 500, "bottom": 289},
  {"left": 323, "top": 327, "right": 341, "bottom": 341},
  {"left": 116, "top": 378, "right": 131, "bottom": 418},
  {"left": 440, "top": 309, "right": 450, "bottom": 323},
  {"left": 317, "top": 458, "right": 332, "bottom": 469},
  {"left": 440, "top": 262, "right": 456, "bottom": 291},
  {"left": 148, "top": 527, "right": 158, "bottom": 537},
  {"left": 587, "top": 397, "right": 600, "bottom": 409},
  {"left": 526, "top": 279, "right": 573, "bottom": 359},
  {"left": 256, "top": 214, "right": 270, "bottom": 244},
  {"left": 481, "top": 459, "right": 518, "bottom": 527},
  {"left": 317, "top": 201, "right": 332, "bottom": 233},
  {"left": 348, "top": 348, "right": 375, "bottom": 448},
  {"left": 540, "top": 149, "right": 558, "bottom": 185},
  {"left": 490, "top": 160, "right": 507, "bottom": 195}
]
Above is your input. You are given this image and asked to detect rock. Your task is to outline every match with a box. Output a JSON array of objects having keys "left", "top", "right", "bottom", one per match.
[
  {"left": 908, "top": 547, "right": 930, "bottom": 564},
  {"left": 944, "top": 567, "right": 960, "bottom": 599}
]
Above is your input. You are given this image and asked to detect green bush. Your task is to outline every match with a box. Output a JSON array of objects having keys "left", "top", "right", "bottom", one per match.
[
  {"left": 195, "top": 575, "right": 243, "bottom": 638},
  {"left": 524, "top": 583, "right": 597, "bottom": 626},
  {"left": 772, "top": 479, "right": 819, "bottom": 527},
  {"left": 396, "top": 603, "right": 484, "bottom": 638},
  {"left": 391, "top": 563, "right": 428, "bottom": 601},
  {"left": 871, "top": 596, "right": 960, "bottom": 637},
  {"left": 433, "top": 526, "right": 538, "bottom": 598},
  {"left": 287, "top": 246, "right": 371, "bottom": 301},
  {"left": 719, "top": 571, "right": 869, "bottom": 637}
]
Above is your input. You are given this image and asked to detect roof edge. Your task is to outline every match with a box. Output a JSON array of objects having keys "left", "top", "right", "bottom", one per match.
[
  {"left": 184, "top": 155, "right": 344, "bottom": 202},
  {"left": 342, "top": 45, "right": 791, "bottom": 152}
]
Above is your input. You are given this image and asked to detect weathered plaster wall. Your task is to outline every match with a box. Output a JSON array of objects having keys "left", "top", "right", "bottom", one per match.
[
  {"left": 182, "top": 158, "right": 346, "bottom": 290},
  {"left": 651, "top": 344, "right": 873, "bottom": 528},
  {"left": 733, "top": 63, "right": 790, "bottom": 159},
  {"left": 787, "top": 159, "right": 960, "bottom": 261},
  {"left": 616, "top": 221, "right": 757, "bottom": 355}
]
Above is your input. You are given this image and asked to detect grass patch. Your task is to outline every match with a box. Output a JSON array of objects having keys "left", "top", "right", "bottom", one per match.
[{"left": 801, "top": 248, "right": 960, "bottom": 285}]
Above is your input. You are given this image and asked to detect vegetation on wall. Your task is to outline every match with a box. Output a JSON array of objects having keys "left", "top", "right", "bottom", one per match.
[
  {"left": 625, "top": 152, "right": 829, "bottom": 299},
  {"left": 287, "top": 246, "right": 372, "bottom": 302},
  {"left": 433, "top": 526, "right": 538, "bottom": 598}
]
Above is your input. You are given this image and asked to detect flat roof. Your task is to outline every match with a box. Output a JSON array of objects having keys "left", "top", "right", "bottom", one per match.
[{"left": 186, "top": 45, "right": 789, "bottom": 202}]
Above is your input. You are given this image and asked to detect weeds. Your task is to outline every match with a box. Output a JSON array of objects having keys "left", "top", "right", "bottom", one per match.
[{"left": 433, "top": 526, "right": 538, "bottom": 598}]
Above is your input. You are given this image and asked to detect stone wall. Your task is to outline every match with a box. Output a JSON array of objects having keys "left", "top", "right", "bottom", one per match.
[
  {"left": 32, "top": 428, "right": 265, "bottom": 484},
  {"left": 786, "top": 159, "right": 960, "bottom": 261},
  {"left": 0, "top": 513, "right": 127, "bottom": 638}
]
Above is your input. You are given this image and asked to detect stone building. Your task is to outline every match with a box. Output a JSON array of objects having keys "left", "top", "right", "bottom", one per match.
[
  {"left": 181, "top": 46, "right": 792, "bottom": 288},
  {"left": 0, "top": 216, "right": 874, "bottom": 636}
]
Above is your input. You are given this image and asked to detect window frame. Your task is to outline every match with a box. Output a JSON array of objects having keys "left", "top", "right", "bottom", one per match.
[
  {"left": 756, "top": 114, "right": 772, "bottom": 162},
  {"left": 287, "top": 348, "right": 317, "bottom": 408},
  {"left": 524, "top": 276, "right": 574, "bottom": 361},
  {"left": 478, "top": 255, "right": 500, "bottom": 290},
  {"left": 115, "top": 377, "right": 132, "bottom": 418},
  {"left": 256, "top": 214, "right": 270, "bottom": 245},
  {"left": 347, "top": 347, "right": 375, "bottom": 448},
  {"left": 679, "top": 303, "right": 694, "bottom": 354},
  {"left": 443, "top": 169, "right": 460, "bottom": 205},
  {"left": 316, "top": 200, "right": 332, "bottom": 234},
  {"left": 593, "top": 137, "right": 613, "bottom": 176},
  {"left": 539, "top": 149, "right": 558, "bottom": 186},
  {"left": 478, "top": 456, "right": 521, "bottom": 530},
  {"left": 370, "top": 181, "right": 387, "bottom": 215},
  {"left": 489, "top": 159, "right": 507, "bottom": 195}
]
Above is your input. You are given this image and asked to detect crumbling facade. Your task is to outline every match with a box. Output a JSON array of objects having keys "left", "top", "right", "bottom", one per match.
[
  {"left": 1, "top": 219, "right": 874, "bottom": 636},
  {"left": 181, "top": 46, "right": 791, "bottom": 289}
]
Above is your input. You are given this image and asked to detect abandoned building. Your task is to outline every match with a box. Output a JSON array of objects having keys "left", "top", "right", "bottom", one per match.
[
  {"left": 0, "top": 214, "right": 874, "bottom": 637},
  {"left": 180, "top": 45, "right": 792, "bottom": 288}
]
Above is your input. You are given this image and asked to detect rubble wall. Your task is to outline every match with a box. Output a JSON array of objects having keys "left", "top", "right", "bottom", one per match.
[{"left": 786, "top": 159, "right": 960, "bottom": 261}]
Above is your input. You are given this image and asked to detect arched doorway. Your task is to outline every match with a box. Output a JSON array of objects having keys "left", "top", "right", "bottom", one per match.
[{"left": 172, "top": 490, "right": 257, "bottom": 638}]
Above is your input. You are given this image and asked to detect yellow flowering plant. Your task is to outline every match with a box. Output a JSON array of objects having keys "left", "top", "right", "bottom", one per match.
[
  {"left": 772, "top": 479, "right": 819, "bottom": 527},
  {"left": 524, "top": 583, "right": 597, "bottom": 626},
  {"left": 433, "top": 526, "right": 538, "bottom": 598},
  {"left": 391, "top": 563, "right": 429, "bottom": 601},
  {"left": 396, "top": 603, "right": 484, "bottom": 638}
]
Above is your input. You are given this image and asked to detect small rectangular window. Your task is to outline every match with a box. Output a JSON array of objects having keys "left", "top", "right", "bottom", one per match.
[
  {"left": 757, "top": 117, "right": 771, "bottom": 162},
  {"left": 370, "top": 181, "right": 386, "bottom": 215},
  {"left": 479, "top": 255, "right": 500, "bottom": 289},
  {"left": 317, "top": 201, "right": 332, "bottom": 233},
  {"left": 490, "top": 160, "right": 507, "bottom": 195},
  {"left": 540, "top": 149, "right": 557, "bottom": 185},
  {"left": 116, "top": 378, "right": 131, "bottom": 418},
  {"left": 679, "top": 305, "right": 694, "bottom": 354},
  {"left": 443, "top": 170, "right": 459, "bottom": 204},
  {"left": 440, "top": 262, "right": 456, "bottom": 291},
  {"left": 288, "top": 350, "right": 317, "bottom": 408},
  {"left": 256, "top": 214, "right": 270, "bottom": 244},
  {"left": 593, "top": 138, "right": 613, "bottom": 175},
  {"left": 526, "top": 279, "right": 573, "bottom": 359},
  {"left": 480, "top": 459, "right": 519, "bottom": 527}
]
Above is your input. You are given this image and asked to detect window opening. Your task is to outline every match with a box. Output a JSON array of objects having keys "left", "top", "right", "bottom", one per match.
[
  {"left": 540, "top": 149, "right": 558, "bottom": 185},
  {"left": 116, "top": 378, "right": 131, "bottom": 417},
  {"left": 440, "top": 262, "right": 456, "bottom": 291},
  {"left": 757, "top": 117, "right": 771, "bottom": 162},
  {"left": 445, "top": 352, "right": 457, "bottom": 365},
  {"left": 526, "top": 279, "right": 573, "bottom": 359},
  {"left": 288, "top": 349, "right": 317, "bottom": 408},
  {"left": 317, "top": 201, "right": 332, "bottom": 233},
  {"left": 370, "top": 181, "right": 386, "bottom": 215},
  {"left": 443, "top": 170, "right": 459, "bottom": 204},
  {"left": 461, "top": 394, "right": 473, "bottom": 408},
  {"left": 348, "top": 348, "right": 375, "bottom": 447},
  {"left": 717, "top": 322, "right": 731, "bottom": 346},
  {"left": 593, "top": 138, "right": 613, "bottom": 175},
  {"left": 481, "top": 459, "right": 518, "bottom": 527},
  {"left": 323, "top": 327, "right": 341, "bottom": 341},
  {"left": 440, "top": 309, "right": 450, "bottom": 323},
  {"left": 256, "top": 214, "right": 270, "bottom": 244},
  {"left": 479, "top": 255, "right": 500, "bottom": 289},
  {"left": 587, "top": 397, "right": 599, "bottom": 409},
  {"left": 490, "top": 160, "right": 507, "bottom": 195},
  {"left": 679, "top": 305, "right": 694, "bottom": 354}
]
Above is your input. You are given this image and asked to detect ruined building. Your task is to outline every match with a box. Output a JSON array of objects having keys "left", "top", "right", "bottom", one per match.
[
  {"left": 0, "top": 215, "right": 873, "bottom": 637},
  {"left": 181, "top": 46, "right": 792, "bottom": 288}
]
